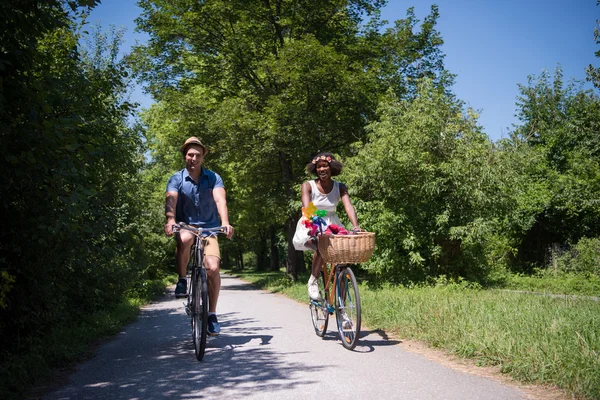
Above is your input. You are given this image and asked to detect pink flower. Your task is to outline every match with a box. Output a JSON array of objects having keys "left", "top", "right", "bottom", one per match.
[{"left": 312, "top": 155, "right": 333, "bottom": 164}]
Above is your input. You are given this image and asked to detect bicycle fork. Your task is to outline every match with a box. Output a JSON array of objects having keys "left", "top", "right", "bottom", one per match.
[{"left": 184, "top": 275, "right": 192, "bottom": 316}]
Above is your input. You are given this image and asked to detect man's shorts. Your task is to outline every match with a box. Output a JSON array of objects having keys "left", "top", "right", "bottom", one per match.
[{"left": 202, "top": 236, "right": 220, "bottom": 259}]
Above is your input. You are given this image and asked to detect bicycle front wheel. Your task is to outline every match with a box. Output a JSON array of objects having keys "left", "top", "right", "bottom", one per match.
[
  {"left": 192, "top": 268, "right": 209, "bottom": 361},
  {"left": 309, "top": 271, "right": 329, "bottom": 337},
  {"left": 335, "top": 266, "right": 361, "bottom": 350}
]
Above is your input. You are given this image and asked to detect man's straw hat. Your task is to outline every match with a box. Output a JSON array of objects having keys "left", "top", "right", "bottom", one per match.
[{"left": 180, "top": 136, "right": 208, "bottom": 156}]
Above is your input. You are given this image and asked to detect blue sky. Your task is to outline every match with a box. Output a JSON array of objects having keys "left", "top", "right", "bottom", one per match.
[{"left": 88, "top": 0, "right": 599, "bottom": 141}]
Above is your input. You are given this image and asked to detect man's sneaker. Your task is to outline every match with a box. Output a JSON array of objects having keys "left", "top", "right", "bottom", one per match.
[
  {"left": 208, "top": 314, "right": 221, "bottom": 336},
  {"left": 307, "top": 275, "right": 320, "bottom": 301},
  {"left": 175, "top": 278, "right": 187, "bottom": 297}
]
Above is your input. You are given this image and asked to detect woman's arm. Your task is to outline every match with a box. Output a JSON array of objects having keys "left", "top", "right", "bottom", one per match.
[
  {"left": 301, "top": 181, "right": 312, "bottom": 208},
  {"left": 339, "top": 183, "right": 360, "bottom": 231}
]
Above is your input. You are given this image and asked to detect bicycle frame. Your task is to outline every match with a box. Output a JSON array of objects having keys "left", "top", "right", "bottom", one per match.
[
  {"left": 321, "top": 262, "right": 342, "bottom": 312},
  {"left": 309, "top": 246, "right": 361, "bottom": 349},
  {"left": 173, "top": 223, "right": 225, "bottom": 360},
  {"left": 175, "top": 224, "right": 225, "bottom": 296},
  {"left": 186, "top": 233, "right": 203, "bottom": 308}
]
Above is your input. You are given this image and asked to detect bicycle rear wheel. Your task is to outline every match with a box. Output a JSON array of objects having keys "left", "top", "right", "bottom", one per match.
[
  {"left": 335, "top": 266, "right": 361, "bottom": 350},
  {"left": 309, "top": 271, "right": 329, "bottom": 337},
  {"left": 192, "top": 268, "right": 209, "bottom": 361}
]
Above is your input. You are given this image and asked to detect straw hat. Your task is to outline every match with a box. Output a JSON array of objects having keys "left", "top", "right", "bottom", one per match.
[{"left": 180, "top": 136, "right": 208, "bottom": 156}]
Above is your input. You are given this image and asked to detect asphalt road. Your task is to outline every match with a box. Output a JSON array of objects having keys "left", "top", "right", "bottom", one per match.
[{"left": 44, "top": 274, "right": 530, "bottom": 400}]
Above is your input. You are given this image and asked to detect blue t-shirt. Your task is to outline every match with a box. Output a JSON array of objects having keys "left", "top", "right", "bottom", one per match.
[{"left": 166, "top": 167, "right": 225, "bottom": 228}]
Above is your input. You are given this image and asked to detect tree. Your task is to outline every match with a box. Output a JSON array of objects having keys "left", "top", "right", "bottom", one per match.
[
  {"left": 586, "top": 0, "right": 600, "bottom": 88},
  {"left": 504, "top": 68, "right": 600, "bottom": 270},
  {"left": 343, "top": 79, "right": 508, "bottom": 284},
  {"left": 132, "top": 0, "right": 448, "bottom": 279},
  {"left": 0, "top": 2, "right": 150, "bottom": 384}
]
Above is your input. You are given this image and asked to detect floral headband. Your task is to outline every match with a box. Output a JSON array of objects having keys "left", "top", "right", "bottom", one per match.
[{"left": 312, "top": 155, "right": 332, "bottom": 164}]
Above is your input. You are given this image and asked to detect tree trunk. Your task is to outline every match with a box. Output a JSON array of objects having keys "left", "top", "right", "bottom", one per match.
[
  {"left": 237, "top": 248, "right": 244, "bottom": 271},
  {"left": 285, "top": 216, "right": 298, "bottom": 280},
  {"left": 279, "top": 150, "right": 304, "bottom": 280},
  {"left": 255, "top": 228, "right": 269, "bottom": 271},
  {"left": 285, "top": 214, "right": 305, "bottom": 280},
  {"left": 221, "top": 246, "right": 230, "bottom": 269},
  {"left": 269, "top": 224, "right": 280, "bottom": 271}
]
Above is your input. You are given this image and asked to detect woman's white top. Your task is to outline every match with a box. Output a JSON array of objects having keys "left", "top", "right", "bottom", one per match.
[{"left": 309, "top": 180, "right": 343, "bottom": 227}]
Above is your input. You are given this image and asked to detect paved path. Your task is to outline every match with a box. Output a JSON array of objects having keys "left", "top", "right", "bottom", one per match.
[{"left": 44, "top": 274, "right": 530, "bottom": 399}]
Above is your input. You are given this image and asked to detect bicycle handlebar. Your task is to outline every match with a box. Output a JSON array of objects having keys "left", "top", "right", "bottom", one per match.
[{"left": 172, "top": 223, "right": 227, "bottom": 236}]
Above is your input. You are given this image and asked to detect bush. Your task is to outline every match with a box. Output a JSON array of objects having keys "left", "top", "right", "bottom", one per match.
[{"left": 556, "top": 237, "right": 600, "bottom": 276}]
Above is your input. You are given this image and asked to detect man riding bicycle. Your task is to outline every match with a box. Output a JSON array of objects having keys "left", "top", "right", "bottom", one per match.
[{"left": 164, "top": 136, "right": 234, "bottom": 336}]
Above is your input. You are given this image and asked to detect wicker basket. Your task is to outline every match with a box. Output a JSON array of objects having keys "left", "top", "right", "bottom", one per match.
[{"left": 318, "top": 232, "right": 376, "bottom": 264}]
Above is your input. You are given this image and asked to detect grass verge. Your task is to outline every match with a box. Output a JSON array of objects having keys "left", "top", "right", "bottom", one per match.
[
  {"left": 224, "top": 268, "right": 600, "bottom": 400},
  {"left": 504, "top": 272, "right": 600, "bottom": 297}
]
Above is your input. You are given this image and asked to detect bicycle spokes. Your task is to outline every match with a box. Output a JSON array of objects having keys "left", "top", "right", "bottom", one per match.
[
  {"left": 309, "top": 265, "right": 362, "bottom": 349},
  {"left": 309, "top": 271, "right": 329, "bottom": 337},
  {"left": 335, "top": 267, "right": 361, "bottom": 350}
]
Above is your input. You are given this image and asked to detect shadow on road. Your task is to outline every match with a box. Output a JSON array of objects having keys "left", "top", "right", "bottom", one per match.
[
  {"left": 45, "top": 302, "right": 323, "bottom": 400},
  {"left": 311, "top": 324, "right": 401, "bottom": 355},
  {"left": 44, "top": 274, "right": 403, "bottom": 399},
  {"left": 353, "top": 329, "right": 402, "bottom": 353}
]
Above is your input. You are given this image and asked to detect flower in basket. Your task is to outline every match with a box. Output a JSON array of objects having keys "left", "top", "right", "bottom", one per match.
[{"left": 324, "top": 224, "right": 349, "bottom": 235}]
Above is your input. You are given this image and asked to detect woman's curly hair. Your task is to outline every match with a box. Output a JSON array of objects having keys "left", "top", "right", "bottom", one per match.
[{"left": 306, "top": 152, "right": 343, "bottom": 176}]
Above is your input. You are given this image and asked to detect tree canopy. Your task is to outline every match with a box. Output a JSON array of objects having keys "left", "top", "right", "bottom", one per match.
[{"left": 132, "top": 0, "right": 449, "bottom": 277}]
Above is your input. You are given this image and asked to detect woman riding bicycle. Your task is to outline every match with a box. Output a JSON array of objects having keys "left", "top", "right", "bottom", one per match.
[{"left": 293, "top": 152, "right": 361, "bottom": 300}]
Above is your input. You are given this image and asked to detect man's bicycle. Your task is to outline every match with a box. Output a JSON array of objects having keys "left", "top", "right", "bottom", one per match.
[
  {"left": 309, "top": 232, "right": 375, "bottom": 350},
  {"left": 172, "top": 223, "right": 226, "bottom": 361}
]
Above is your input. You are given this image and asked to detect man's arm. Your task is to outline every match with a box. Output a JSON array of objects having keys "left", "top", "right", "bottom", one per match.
[
  {"left": 213, "top": 187, "right": 234, "bottom": 239},
  {"left": 164, "top": 191, "right": 178, "bottom": 236}
]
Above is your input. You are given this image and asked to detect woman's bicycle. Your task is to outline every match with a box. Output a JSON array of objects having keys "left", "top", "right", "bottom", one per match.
[
  {"left": 172, "top": 223, "right": 226, "bottom": 361},
  {"left": 309, "top": 232, "right": 375, "bottom": 350},
  {"left": 310, "top": 261, "right": 362, "bottom": 350}
]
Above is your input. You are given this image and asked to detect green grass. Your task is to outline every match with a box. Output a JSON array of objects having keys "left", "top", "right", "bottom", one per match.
[
  {"left": 224, "top": 268, "right": 600, "bottom": 400},
  {"left": 504, "top": 272, "right": 600, "bottom": 297}
]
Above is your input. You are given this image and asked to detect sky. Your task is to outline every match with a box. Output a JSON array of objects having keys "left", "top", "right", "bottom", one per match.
[{"left": 88, "top": 0, "right": 599, "bottom": 142}]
